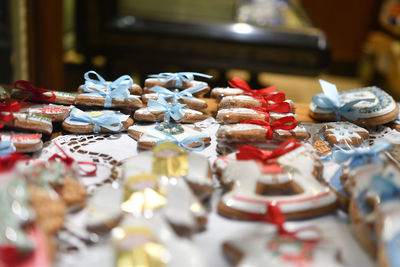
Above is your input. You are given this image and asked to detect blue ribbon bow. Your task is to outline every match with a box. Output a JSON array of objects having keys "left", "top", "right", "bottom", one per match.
[
  {"left": 149, "top": 84, "right": 207, "bottom": 105},
  {"left": 0, "top": 139, "right": 16, "bottom": 155},
  {"left": 312, "top": 80, "right": 375, "bottom": 121},
  {"left": 148, "top": 72, "right": 212, "bottom": 89},
  {"left": 332, "top": 141, "right": 392, "bottom": 169},
  {"left": 147, "top": 128, "right": 209, "bottom": 151},
  {"left": 69, "top": 108, "right": 123, "bottom": 133},
  {"left": 369, "top": 172, "right": 400, "bottom": 202},
  {"left": 147, "top": 97, "right": 186, "bottom": 122},
  {"left": 81, "top": 71, "right": 133, "bottom": 108}
]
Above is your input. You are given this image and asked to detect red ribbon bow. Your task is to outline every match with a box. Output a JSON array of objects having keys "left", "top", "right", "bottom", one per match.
[
  {"left": 13, "top": 80, "right": 56, "bottom": 102},
  {"left": 49, "top": 142, "right": 97, "bottom": 176},
  {"left": 0, "top": 100, "right": 24, "bottom": 128},
  {"left": 242, "top": 116, "right": 298, "bottom": 139},
  {"left": 228, "top": 77, "right": 276, "bottom": 97},
  {"left": 0, "top": 153, "right": 27, "bottom": 172}
]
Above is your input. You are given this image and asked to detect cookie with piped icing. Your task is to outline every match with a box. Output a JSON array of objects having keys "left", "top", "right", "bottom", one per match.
[
  {"left": 210, "top": 87, "right": 244, "bottom": 101},
  {"left": 223, "top": 225, "right": 345, "bottom": 267},
  {"left": 219, "top": 95, "right": 294, "bottom": 110},
  {"left": 216, "top": 108, "right": 297, "bottom": 124},
  {"left": 217, "top": 143, "right": 337, "bottom": 220},
  {"left": 62, "top": 108, "right": 133, "bottom": 134},
  {"left": 141, "top": 93, "right": 208, "bottom": 111},
  {"left": 323, "top": 121, "right": 369, "bottom": 147},
  {"left": 19, "top": 103, "right": 73, "bottom": 122},
  {"left": 134, "top": 107, "right": 205, "bottom": 123},
  {"left": 128, "top": 123, "right": 211, "bottom": 150},
  {"left": 309, "top": 85, "right": 398, "bottom": 126},
  {"left": 2, "top": 112, "right": 53, "bottom": 134},
  {"left": 74, "top": 93, "right": 143, "bottom": 109},
  {"left": 0, "top": 132, "right": 43, "bottom": 153},
  {"left": 11, "top": 88, "right": 78, "bottom": 105},
  {"left": 144, "top": 78, "right": 210, "bottom": 97}
]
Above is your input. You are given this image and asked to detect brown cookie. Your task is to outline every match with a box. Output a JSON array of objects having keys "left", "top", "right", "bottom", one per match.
[
  {"left": 312, "top": 135, "right": 332, "bottom": 156},
  {"left": 11, "top": 88, "right": 77, "bottom": 105},
  {"left": 78, "top": 82, "right": 142, "bottom": 95},
  {"left": 141, "top": 93, "right": 208, "bottom": 111},
  {"left": 0, "top": 132, "right": 43, "bottom": 153},
  {"left": 3, "top": 112, "right": 53, "bottom": 134},
  {"left": 74, "top": 94, "right": 143, "bottom": 109},
  {"left": 134, "top": 107, "right": 205, "bottom": 123},
  {"left": 144, "top": 78, "right": 210, "bottom": 97},
  {"left": 216, "top": 108, "right": 297, "bottom": 124},
  {"left": 19, "top": 103, "right": 73, "bottom": 122},
  {"left": 219, "top": 95, "right": 294, "bottom": 110},
  {"left": 62, "top": 109, "right": 134, "bottom": 134},
  {"left": 322, "top": 121, "right": 369, "bottom": 147},
  {"left": 210, "top": 87, "right": 245, "bottom": 101}
]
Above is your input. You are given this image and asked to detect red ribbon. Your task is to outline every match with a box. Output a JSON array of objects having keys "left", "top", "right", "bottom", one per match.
[
  {"left": 13, "top": 80, "right": 56, "bottom": 102},
  {"left": 236, "top": 138, "right": 301, "bottom": 173},
  {"left": 49, "top": 142, "right": 97, "bottom": 176},
  {"left": 0, "top": 153, "right": 27, "bottom": 172},
  {"left": 242, "top": 116, "right": 298, "bottom": 139},
  {"left": 0, "top": 100, "right": 24, "bottom": 128},
  {"left": 228, "top": 77, "right": 276, "bottom": 97}
]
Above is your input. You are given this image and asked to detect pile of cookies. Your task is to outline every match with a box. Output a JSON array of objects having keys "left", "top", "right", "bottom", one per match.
[{"left": 1, "top": 73, "right": 400, "bottom": 267}]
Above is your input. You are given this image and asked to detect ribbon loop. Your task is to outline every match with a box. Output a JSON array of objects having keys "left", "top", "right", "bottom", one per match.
[
  {"left": 150, "top": 83, "right": 207, "bottom": 105},
  {"left": 370, "top": 173, "right": 400, "bottom": 202},
  {"left": 13, "top": 80, "right": 56, "bottom": 102},
  {"left": 313, "top": 79, "right": 376, "bottom": 121},
  {"left": 69, "top": 108, "right": 122, "bottom": 133},
  {"left": 228, "top": 77, "right": 276, "bottom": 97},
  {"left": 242, "top": 116, "right": 297, "bottom": 139},
  {"left": 147, "top": 128, "right": 208, "bottom": 151},
  {"left": 149, "top": 72, "right": 212, "bottom": 89},
  {"left": 0, "top": 100, "right": 24, "bottom": 127},
  {"left": 147, "top": 97, "right": 186, "bottom": 122}
]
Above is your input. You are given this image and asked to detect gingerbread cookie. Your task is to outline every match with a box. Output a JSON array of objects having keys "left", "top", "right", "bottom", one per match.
[
  {"left": 62, "top": 108, "right": 133, "bottom": 134},
  {"left": 76, "top": 71, "right": 143, "bottom": 109},
  {"left": 142, "top": 93, "right": 207, "bottom": 110},
  {"left": 210, "top": 87, "right": 245, "bottom": 101},
  {"left": 144, "top": 72, "right": 211, "bottom": 97},
  {"left": 19, "top": 103, "right": 73, "bottom": 122},
  {"left": 121, "top": 173, "right": 207, "bottom": 235},
  {"left": 128, "top": 123, "right": 211, "bottom": 151},
  {"left": 219, "top": 95, "right": 293, "bottom": 110},
  {"left": 216, "top": 117, "right": 309, "bottom": 143},
  {"left": 0, "top": 132, "right": 43, "bottom": 153},
  {"left": 312, "top": 122, "right": 369, "bottom": 157},
  {"left": 122, "top": 143, "right": 214, "bottom": 200},
  {"left": 309, "top": 79, "right": 398, "bottom": 126},
  {"left": 12, "top": 80, "right": 77, "bottom": 105},
  {"left": 216, "top": 108, "right": 297, "bottom": 124},
  {"left": 134, "top": 106, "right": 205, "bottom": 123},
  {"left": 218, "top": 143, "right": 337, "bottom": 220},
  {"left": 2, "top": 112, "right": 53, "bottom": 134}
]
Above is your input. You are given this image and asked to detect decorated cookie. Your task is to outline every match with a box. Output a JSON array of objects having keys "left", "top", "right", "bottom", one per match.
[
  {"left": 391, "top": 103, "right": 400, "bottom": 131},
  {"left": 128, "top": 123, "right": 211, "bottom": 151},
  {"left": 216, "top": 117, "right": 309, "bottom": 143},
  {"left": 75, "top": 71, "right": 143, "bottom": 109},
  {"left": 216, "top": 108, "right": 297, "bottom": 124},
  {"left": 348, "top": 162, "right": 400, "bottom": 257},
  {"left": 11, "top": 80, "right": 77, "bottom": 105},
  {"left": 219, "top": 95, "right": 294, "bottom": 111},
  {"left": 122, "top": 143, "right": 214, "bottom": 200},
  {"left": 210, "top": 87, "right": 245, "bottom": 101},
  {"left": 19, "top": 103, "right": 73, "bottom": 122},
  {"left": 223, "top": 221, "right": 345, "bottom": 267},
  {"left": 3, "top": 112, "right": 53, "bottom": 134},
  {"left": 217, "top": 142, "right": 337, "bottom": 220},
  {"left": 144, "top": 72, "right": 211, "bottom": 97},
  {"left": 134, "top": 106, "right": 205, "bottom": 123},
  {"left": 312, "top": 122, "right": 369, "bottom": 157},
  {"left": 121, "top": 172, "right": 207, "bottom": 235},
  {"left": 112, "top": 214, "right": 207, "bottom": 267},
  {"left": 0, "top": 132, "right": 43, "bottom": 153},
  {"left": 309, "top": 80, "right": 398, "bottom": 126},
  {"left": 62, "top": 108, "right": 133, "bottom": 134},
  {"left": 142, "top": 93, "right": 207, "bottom": 110}
]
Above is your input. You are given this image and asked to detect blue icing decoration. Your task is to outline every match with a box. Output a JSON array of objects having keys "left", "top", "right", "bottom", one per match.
[
  {"left": 388, "top": 234, "right": 400, "bottom": 267},
  {"left": 349, "top": 130, "right": 354, "bottom": 134},
  {"left": 340, "top": 132, "right": 344, "bottom": 136},
  {"left": 335, "top": 127, "right": 340, "bottom": 131},
  {"left": 344, "top": 126, "right": 348, "bottom": 129}
]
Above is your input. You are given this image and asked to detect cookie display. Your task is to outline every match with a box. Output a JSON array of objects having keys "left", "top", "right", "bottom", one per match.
[
  {"left": 0, "top": 132, "right": 43, "bottom": 153},
  {"left": 128, "top": 123, "right": 211, "bottom": 150},
  {"left": 12, "top": 80, "right": 77, "bottom": 105},
  {"left": 312, "top": 122, "right": 369, "bottom": 157},
  {"left": 216, "top": 117, "right": 309, "bottom": 143},
  {"left": 216, "top": 108, "right": 297, "bottom": 124},
  {"left": 144, "top": 72, "right": 212, "bottom": 97},
  {"left": 75, "top": 71, "right": 143, "bottom": 109},
  {"left": 2, "top": 112, "right": 53, "bottom": 134},
  {"left": 19, "top": 103, "right": 73, "bottom": 122},
  {"left": 217, "top": 142, "right": 337, "bottom": 220},
  {"left": 62, "top": 108, "right": 133, "bottom": 134},
  {"left": 309, "top": 79, "right": 398, "bottom": 126}
]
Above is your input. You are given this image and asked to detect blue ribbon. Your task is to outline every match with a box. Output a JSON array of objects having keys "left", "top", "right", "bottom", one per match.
[
  {"left": 312, "top": 80, "right": 375, "bottom": 121},
  {"left": 148, "top": 72, "right": 212, "bottom": 89},
  {"left": 332, "top": 141, "right": 392, "bottom": 169},
  {"left": 147, "top": 97, "right": 186, "bottom": 122},
  {"left": 150, "top": 84, "right": 207, "bottom": 105},
  {"left": 147, "top": 128, "right": 208, "bottom": 151},
  {"left": 0, "top": 140, "right": 16, "bottom": 155},
  {"left": 69, "top": 108, "right": 123, "bottom": 133},
  {"left": 369, "top": 172, "right": 400, "bottom": 202},
  {"left": 81, "top": 71, "right": 133, "bottom": 108}
]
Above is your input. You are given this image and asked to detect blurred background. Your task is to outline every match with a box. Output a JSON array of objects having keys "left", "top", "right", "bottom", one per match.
[{"left": 2, "top": 0, "right": 400, "bottom": 102}]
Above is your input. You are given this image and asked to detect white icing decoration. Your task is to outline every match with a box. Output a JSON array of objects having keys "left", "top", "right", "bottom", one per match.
[
  {"left": 211, "top": 87, "right": 244, "bottom": 95},
  {"left": 0, "top": 133, "right": 41, "bottom": 145},
  {"left": 44, "top": 91, "right": 76, "bottom": 98},
  {"left": 20, "top": 104, "right": 72, "bottom": 114},
  {"left": 220, "top": 95, "right": 258, "bottom": 102},
  {"left": 135, "top": 107, "right": 202, "bottom": 115},
  {"left": 13, "top": 112, "right": 52, "bottom": 124}
]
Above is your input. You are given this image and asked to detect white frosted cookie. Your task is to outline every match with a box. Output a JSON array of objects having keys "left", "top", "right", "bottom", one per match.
[
  {"left": 19, "top": 103, "right": 73, "bottom": 122},
  {"left": 134, "top": 107, "right": 205, "bottom": 123},
  {"left": 0, "top": 132, "right": 43, "bottom": 153},
  {"left": 218, "top": 144, "right": 337, "bottom": 220},
  {"left": 2, "top": 112, "right": 53, "bottom": 134},
  {"left": 210, "top": 87, "right": 245, "bottom": 101}
]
